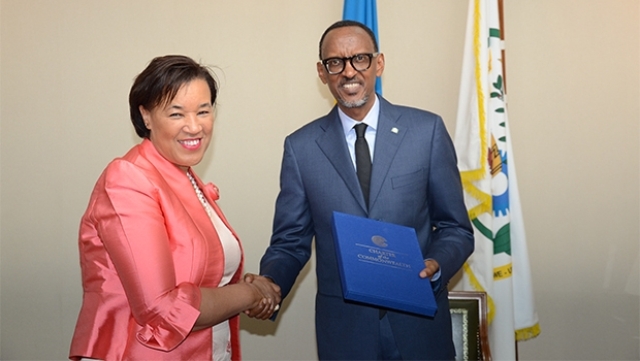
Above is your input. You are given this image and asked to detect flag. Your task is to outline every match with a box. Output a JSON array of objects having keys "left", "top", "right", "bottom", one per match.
[
  {"left": 453, "top": 0, "right": 540, "bottom": 359},
  {"left": 343, "top": 0, "right": 382, "bottom": 95}
]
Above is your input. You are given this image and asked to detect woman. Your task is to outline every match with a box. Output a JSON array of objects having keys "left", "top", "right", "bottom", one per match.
[{"left": 69, "top": 55, "right": 280, "bottom": 361}]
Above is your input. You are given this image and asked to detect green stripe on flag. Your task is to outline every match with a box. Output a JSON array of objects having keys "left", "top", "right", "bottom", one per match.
[
  {"left": 472, "top": 218, "right": 492, "bottom": 239},
  {"left": 494, "top": 223, "right": 512, "bottom": 255}
]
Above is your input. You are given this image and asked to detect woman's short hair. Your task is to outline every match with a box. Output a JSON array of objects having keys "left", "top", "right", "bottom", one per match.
[{"left": 129, "top": 55, "right": 218, "bottom": 138}]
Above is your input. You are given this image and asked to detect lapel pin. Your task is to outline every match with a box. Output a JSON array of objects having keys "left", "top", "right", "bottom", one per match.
[{"left": 391, "top": 127, "right": 399, "bottom": 134}]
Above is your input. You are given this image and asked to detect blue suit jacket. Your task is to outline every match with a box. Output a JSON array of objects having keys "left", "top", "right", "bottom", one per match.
[{"left": 260, "top": 97, "right": 474, "bottom": 360}]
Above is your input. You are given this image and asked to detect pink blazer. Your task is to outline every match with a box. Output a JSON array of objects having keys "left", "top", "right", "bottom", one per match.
[{"left": 70, "top": 139, "right": 244, "bottom": 361}]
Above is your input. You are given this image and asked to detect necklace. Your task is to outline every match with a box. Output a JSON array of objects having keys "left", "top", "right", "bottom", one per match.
[{"left": 187, "top": 171, "right": 214, "bottom": 219}]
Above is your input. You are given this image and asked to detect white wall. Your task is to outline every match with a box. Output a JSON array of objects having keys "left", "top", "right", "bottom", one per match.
[{"left": 0, "top": 1, "right": 637, "bottom": 360}]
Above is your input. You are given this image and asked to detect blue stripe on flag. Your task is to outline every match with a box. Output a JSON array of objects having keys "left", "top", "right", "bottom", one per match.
[{"left": 343, "top": 0, "right": 382, "bottom": 95}]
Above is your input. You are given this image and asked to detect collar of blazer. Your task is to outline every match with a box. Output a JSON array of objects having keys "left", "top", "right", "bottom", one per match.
[{"left": 315, "top": 97, "right": 407, "bottom": 211}]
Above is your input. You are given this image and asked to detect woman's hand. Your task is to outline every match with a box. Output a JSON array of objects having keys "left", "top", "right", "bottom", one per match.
[{"left": 241, "top": 273, "right": 281, "bottom": 320}]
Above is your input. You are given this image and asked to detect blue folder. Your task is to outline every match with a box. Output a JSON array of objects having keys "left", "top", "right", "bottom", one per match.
[{"left": 331, "top": 211, "right": 437, "bottom": 317}]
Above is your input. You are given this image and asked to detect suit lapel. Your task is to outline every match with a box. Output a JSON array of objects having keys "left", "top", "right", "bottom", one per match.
[
  {"left": 138, "top": 139, "right": 223, "bottom": 284},
  {"left": 316, "top": 107, "right": 368, "bottom": 211},
  {"left": 370, "top": 98, "right": 407, "bottom": 209}
]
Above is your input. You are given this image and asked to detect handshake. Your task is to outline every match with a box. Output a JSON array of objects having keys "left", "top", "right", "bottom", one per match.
[{"left": 241, "top": 273, "right": 282, "bottom": 320}]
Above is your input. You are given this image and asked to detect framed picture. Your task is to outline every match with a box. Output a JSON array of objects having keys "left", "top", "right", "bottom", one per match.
[{"left": 448, "top": 291, "right": 492, "bottom": 361}]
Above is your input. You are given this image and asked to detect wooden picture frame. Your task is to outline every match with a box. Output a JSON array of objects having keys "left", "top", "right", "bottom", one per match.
[{"left": 448, "top": 291, "right": 492, "bottom": 361}]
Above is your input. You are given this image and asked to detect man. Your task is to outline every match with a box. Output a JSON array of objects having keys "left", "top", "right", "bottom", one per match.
[{"left": 259, "top": 20, "right": 474, "bottom": 360}]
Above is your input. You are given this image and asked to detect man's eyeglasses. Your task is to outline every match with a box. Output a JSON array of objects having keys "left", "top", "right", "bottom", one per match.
[{"left": 321, "top": 53, "right": 379, "bottom": 75}]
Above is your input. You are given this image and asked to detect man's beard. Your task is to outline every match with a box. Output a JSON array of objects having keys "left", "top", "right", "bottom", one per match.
[{"left": 338, "top": 94, "right": 369, "bottom": 108}]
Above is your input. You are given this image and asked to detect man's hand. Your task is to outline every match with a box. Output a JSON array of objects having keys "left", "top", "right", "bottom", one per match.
[
  {"left": 419, "top": 259, "right": 440, "bottom": 279},
  {"left": 242, "top": 273, "right": 281, "bottom": 319}
]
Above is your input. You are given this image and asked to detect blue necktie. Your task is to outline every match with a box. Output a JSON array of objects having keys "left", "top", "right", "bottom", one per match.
[{"left": 354, "top": 123, "right": 371, "bottom": 207}]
